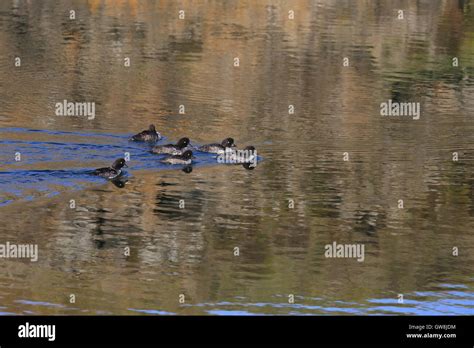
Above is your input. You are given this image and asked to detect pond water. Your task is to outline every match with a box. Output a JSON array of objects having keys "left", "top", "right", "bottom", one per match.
[{"left": 0, "top": 0, "right": 473, "bottom": 315}]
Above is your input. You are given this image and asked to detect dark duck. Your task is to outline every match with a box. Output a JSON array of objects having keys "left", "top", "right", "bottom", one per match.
[
  {"left": 198, "top": 137, "right": 236, "bottom": 154},
  {"left": 130, "top": 124, "right": 162, "bottom": 142},
  {"left": 93, "top": 158, "right": 128, "bottom": 179},
  {"left": 233, "top": 145, "right": 257, "bottom": 163},
  {"left": 151, "top": 137, "right": 191, "bottom": 155},
  {"left": 235, "top": 145, "right": 258, "bottom": 169},
  {"left": 161, "top": 150, "right": 193, "bottom": 165}
]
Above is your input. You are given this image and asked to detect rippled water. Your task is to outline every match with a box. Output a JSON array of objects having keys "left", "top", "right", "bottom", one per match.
[{"left": 0, "top": 0, "right": 474, "bottom": 315}]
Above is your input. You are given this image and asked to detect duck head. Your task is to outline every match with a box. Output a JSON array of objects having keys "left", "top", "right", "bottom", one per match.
[
  {"left": 181, "top": 150, "right": 193, "bottom": 160},
  {"left": 222, "top": 137, "right": 236, "bottom": 148},
  {"left": 112, "top": 158, "right": 128, "bottom": 170},
  {"left": 177, "top": 137, "right": 190, "bottom": 148}
]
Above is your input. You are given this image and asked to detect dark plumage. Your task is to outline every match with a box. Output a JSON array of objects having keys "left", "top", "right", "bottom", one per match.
[
  {"left": 234, "top": 145, "right": 257, "bottom": 163},
  {"left": 130, "top": 124, "right": 161, "bottom": 142},
  {"left": 198, "top": 137, "right": 236, "bottom": 154},
  {"left": 161, "top": 150, "right": 193, "bottom": 165},
  {"left": 182, "top": 165, "right": 193, "bottom": 174},
  {"left": 93, "top": 158, "right": 128, "bottom": 179},
  {"left": 151, "top": 137, "right": 190, "bottom": 155},
  {"left": 218, "top": 145, "right": 257, "bottom": 166},
  {"left": 111, "top": 177, "right": 128, "bottom": 188}
]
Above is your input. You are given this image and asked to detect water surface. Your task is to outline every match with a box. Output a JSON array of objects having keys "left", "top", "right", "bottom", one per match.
[{"left": 0, "top": 0, "right": 474, "bottom": 315}]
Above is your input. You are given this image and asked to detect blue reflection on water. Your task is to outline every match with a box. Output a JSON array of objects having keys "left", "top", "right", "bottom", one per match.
[{"left": 0, "top": 127, "right": 261, "bottom": 206}]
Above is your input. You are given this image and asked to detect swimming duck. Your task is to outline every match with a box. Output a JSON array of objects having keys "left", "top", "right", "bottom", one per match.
[
  {"left": 93, "top": 158, "right": 128, "bottom": 179},
  {"left": 234, "top": 145, "right": 257, "bottom": 163},
  {"left": 161, "top": 150, "right": 193, "bottom": 165},
  {"left": 151, "top": 137, "right": 190, "bottom": 155},
  {"left": 218, "top": 145, "right": 257, "bottom": 165},
  {"left": 198, "top": 137, "right": 236, "bottom": 154},
  {"left": 130, "top": 124, "right": 162, "bottom": 142},
  {"left": 238, "top": 146, "right": 257, "bottom": 169}
]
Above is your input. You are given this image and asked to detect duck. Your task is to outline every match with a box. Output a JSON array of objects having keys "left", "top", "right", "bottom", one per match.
[
  {"left": 218, "top": 145, "right": 257, "bottom": 164},
  {"left": 151, "top": 137, "right": 191, "bottom": 155},
  {"left": 231, "top": 147, "right": 258, "bottom": 170},
  {"left": 130, "top": 124, "right": 162, "bottom": 142},
  {"left": 237, "top": 146, "right": 258, "bottom": 169},
  {"left": 198, "top": 137, "right": 236, "bottom": 154},
  {"left": 161, "top": 150, "right": 193, "bottom": 165},
  {"left": 93, "top": 158, "right": 128, "bottom": 179},
  {"left": 234, "top": 145, "right": 257, "bottom": 163}
]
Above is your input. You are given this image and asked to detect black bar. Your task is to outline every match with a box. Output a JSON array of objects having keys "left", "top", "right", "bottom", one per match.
[{"left": 0, "top": 315, "right": 472, "bottom": 346}]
